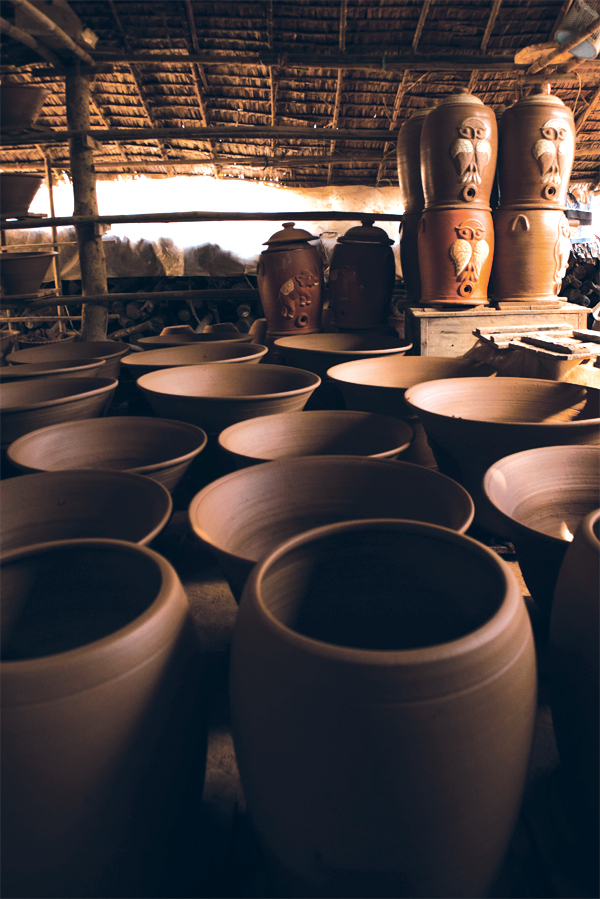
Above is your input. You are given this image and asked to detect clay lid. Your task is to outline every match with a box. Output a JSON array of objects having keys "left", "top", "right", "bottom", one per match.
[
  {"left": 262, "top": 221, "right": 319, "bottom": 247},
  {"left": 512, "top": 83, "right": 567, "bottom": 108},
  {"left": 436, "top": 88, "right": 485, "bottom": 108},
  {"left": 337, "top": 219, "right": 394, "bottom": 245}
]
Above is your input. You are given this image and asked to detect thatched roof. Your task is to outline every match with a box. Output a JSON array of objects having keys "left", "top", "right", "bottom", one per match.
[{"left": 1, "top": 0, "right": 599, "bottom": 188}]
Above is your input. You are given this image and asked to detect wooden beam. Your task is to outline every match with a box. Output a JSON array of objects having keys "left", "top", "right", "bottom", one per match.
[
  {"left": 575, "top": 84, "right": 600, "bottom": 132},
  {"left": 327, "top": 70, "right": 344, "bottom": 185},
  {"left": 266, "top": 0, "right": 274, "bottom": 51},
  {"left": 8, "top": 0, "right": 93, "bottom": 64},
  {"left": 480, "top": 0, "right": 502, "bottom": 52},
  {"left": 551, "top": 0, "right": 575, "bottom": 40},
  {"left": 184, "top": 0, "right": 200, "bottom": 54},
  {"left": 0, "top": 16, "right": 65, "bottom": 70},
  {"left": 339, "top": 0, "right": 347, "bottom": 53},
  {"left": 412, "top": 0, "right": 432, "bottom": 54}
]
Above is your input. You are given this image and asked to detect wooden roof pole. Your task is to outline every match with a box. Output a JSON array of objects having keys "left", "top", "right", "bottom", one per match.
[
  {"left": 327, "top": 70, "right": 344, "bottom": 185},
  {"left": 65, "top": 68, "right": 108, "bottom": 341},
  {"left": 0, "top": 16, "right": 65, "bottom": 69},
  {"left": 412, "top": 0, "right": 432, "bottom": 54},
  {"left": 575, "top": 83, "right": 600, "bottom": 132},
  {"left": 376, "top": 69, "right": 410, "bottom": 186},
  {"left": 480, "top": 0, "right": 502, "bottom": 53}
]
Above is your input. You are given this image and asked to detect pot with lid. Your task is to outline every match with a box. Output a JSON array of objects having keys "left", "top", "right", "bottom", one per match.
[
  {"left": 257, "top": 222, "right": 324, "bottom": 337},
  {"left": 328, "top": 219, "right": 396, "bottom": 330}
]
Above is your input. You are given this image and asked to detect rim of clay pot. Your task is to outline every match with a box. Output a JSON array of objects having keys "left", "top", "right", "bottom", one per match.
[
  {"left": 7, "top": 341, "right": 130, "bottom": 364},
  {"left": 217, "top": 410, "right": 415, "bottom": 463},
  {"left": 0, "top": 469, "right": 173, "bottom": 550},
  {"left": 6, "top": 416, "right": 208, "bottom": 475},
  {"left": 327, "top": 355, "right": 495, "bottom": 389},
  {"left": 0, "top": 539, "right": 185, "bottom": 687},
  {"left": 121, "top": 343, "right": 268, "bottom": 371},
  {"left": 0, "top": 250, "right": 58, "bottom": 261},
  {"left": 274, "top": 333, "right": 412, "bottom": 357},
  {"left": 404, "top": 377, "right": 600, "bottom": 428},
  {"left": 137, "top": 363, "right": 321, "bottom": 401},
  {"left": 579, "top": 508, "right": 600, "bottom": 550},
  {"left": 483, "top": 446, "right": 600, "bottom": 546},
  {"left": 243, "top": 518, "right": 521, "bottom": 676},
  {"left": 0, "top": 359, "right": 107, "bottom": 379},
  {"left": 0, "top": 377, "right": 118, "bottom": 412},
  {"left": 137, "top": 333, "right": 253, "bottom": 347}
]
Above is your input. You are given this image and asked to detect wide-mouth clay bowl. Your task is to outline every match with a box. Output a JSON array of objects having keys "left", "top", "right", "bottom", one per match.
[
  {"left": 0, "top": 470, "right": 173, "bottom": 553},
  {"left": 137, "top": 363, "right": 321, "bottom": 434},
  {"left": 121, "top": 342, "right": 268, "bottom": 377},
  {"left": 1, "top": 359, "right": 107, "bottom": 380},
  {"left": 188, "top": 455, "right": 475, "bottom": 601},
  {"left": 327, "top": 355, "right": 497, "bottom": 418},
  {"left": 0, "top": 377, "right": 118, "bottom": 448},
  {"left": 218, "top": 410, "right": 414, "bottom": 468},
  {"left": 0, "top": 251, "right": 58, "bottom": 296},
  {"left": 404, "top": 378, "right": 600, "bottom": 535},
  {"left": 274, "top": 333, "right": 412, "bottom": 378},
  {"left": 0, "top": 84, "right": 49, "bottom": 130},
  {"left": 7, "top": 416, "right": 208, "bottom": 493},
  {"left": 0, "top": 173, "right": 44, "bottom": 218},
  {"left": 137, "top": 333, "right": 253, "bottom": 349},
  {"left": 7, "top": 341, "right": 131, "bottom": 379},
  {"left": 484, "top": 445, "right": 600, "bottom": 613}
]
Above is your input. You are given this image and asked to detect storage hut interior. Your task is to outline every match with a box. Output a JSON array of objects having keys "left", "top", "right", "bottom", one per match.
[{"left": 1, "top": 1, "right": 599, "bottom": 898}]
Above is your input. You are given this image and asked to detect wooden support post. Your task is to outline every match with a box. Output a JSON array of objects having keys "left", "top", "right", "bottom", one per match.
[{"left": 65, "top": 68, "right": 108, "bottom": 340}]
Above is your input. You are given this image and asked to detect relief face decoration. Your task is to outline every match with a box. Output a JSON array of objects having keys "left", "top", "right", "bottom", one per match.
[
  {"left": 449, "top": 219, "right": 490, "bottom": 298},
  {"left": 451, "top": 117, "right": 493, "bottom": 202},
  {"left": 533, "top": 119, "right": 574, "bottom": 202}
]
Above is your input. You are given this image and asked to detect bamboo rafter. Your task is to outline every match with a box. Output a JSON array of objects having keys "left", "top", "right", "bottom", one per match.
[
  {"left": 412, "top": 0, "right": 432, "bottom": 54},
  {"left": 7, "top": 0, "right": 94, "bottom": 65},
  {"left": 480, "top": 0, "right": 502, "bottom": 52},
  {"left": 327, "top": 70, "right": 344, "bottom": 185}
]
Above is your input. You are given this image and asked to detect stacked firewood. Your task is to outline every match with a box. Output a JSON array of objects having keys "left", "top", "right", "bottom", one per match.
[{"left": 561, "top": 254, "right": 600, "bottom": 308}]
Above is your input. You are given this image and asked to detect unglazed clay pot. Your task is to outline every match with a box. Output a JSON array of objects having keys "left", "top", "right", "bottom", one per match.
[
  {"left": 0, "top": 174, "right": 43, "bottom": 218},
  {"left": 137, "top": 333, "right": 253, "bottom": 349},
  {"left": 8, "top": 341, "right": 131, "bottom": 379},
  {"left": 1, "top": 539, "right": 207, "bottom": 899},
  {"left": 483, "top": 445, "right": 600, "bottom": 613},
  {"left": 0, "top": 470, "right": 173, "bottom": 552},
  {"left": 257, "top": 222, "right": 324, "bottom": 337},
  {"left": 399, "top": 212, "right": 423, "bottom": 302},
  {"left": 397, "top": 108, "right": 431, "bottom": 214},
  {"left": 497, "top": 86, "right": 575, "bottom": 208},
  {"left": 230, "top": 519, "right": 537, "bottom": 899},
  {"left": 188, "top": 456, "right": 475, "bottom": 601},
  {"left": 274, "top": 333, "right": 411, "bottom": 379},
  {"left": 418, "top": 208, "right": 494, "bottom": 306},
  {"left": 218, "top": 410, "right": 414, "bottom": 467},
  {"left": 0, "top": 251, "right": 58, "bottom": 296},
  {"left": 492, "top": 207, "right": 571, "bottom": 302},
  {"left": 0, "top": 377, "right": 118, "bottom": 448},
  {"left": 0, "top": 84, "right": 49, "bottom": 130},
  {"left": 328, "top": 220, "right": 396, "bottom": 330},
  {"left": 121, "top": 342, "right": 268, "bottom": 377},
  {"left": 1, "top": 359, "right": 107, "bottom": 380},
  {"left": 548, "top": 509, "right": 599, "bottom": 857},
  {"left": 7, "top": 416, "right": 208, "bottom": 493},
  {"left": 404, "top": 378, "right": 600, "bottom": 534},
  {"left": 137, "top": 363, "right": 321, "bottom": 434},
  {"left": 420, "top": 90, "right": 498, "bottom": 209}
]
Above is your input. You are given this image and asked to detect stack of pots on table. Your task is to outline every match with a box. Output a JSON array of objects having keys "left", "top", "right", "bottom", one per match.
[
  {"left": 492, "top": 84, "right": 575, "bottom": 303},
  {"left": 418, "top": 89, "right": 498, "bottom": 306}
]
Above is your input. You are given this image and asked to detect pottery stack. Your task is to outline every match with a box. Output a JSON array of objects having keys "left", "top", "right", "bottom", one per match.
[
  {"left": 492, "top": 84, "right": 575, "bottom": 303},
  {"left": 418, "top": 90, "right": 498, "bottom": 306},
  {"left": 397, "top": 107, "right": 430, "bottom": 302}
]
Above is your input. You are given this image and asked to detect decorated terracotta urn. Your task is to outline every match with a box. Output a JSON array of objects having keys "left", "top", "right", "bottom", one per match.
[
  {"left": 328, "top": 220, "right": 396, "bottom": 330},
  {"left": 257, "top": 222, "right": 324, "bottom": 338},
  {"left": 420, "top": 90, "right": 498, "bottom": 210},
  {"left": 418, "top": 208, "right": 494, "bottom": 306},
  {"left": 497, "top": 85, "right": 575, "bottom": 209},
  {"left": 492, "top": 208, "right": 571, "bottom": 302}
]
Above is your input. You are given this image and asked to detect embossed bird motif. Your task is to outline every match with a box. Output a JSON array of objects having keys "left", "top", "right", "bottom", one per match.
[
  {"left": 532, "top": 119, "right": 574, "bottom": 200},
  {"left": 451, "top": 117, "right": 492, "bottom": 197},
  {"left": 449, "top": 220, "right": 490, "bottom": 298}
]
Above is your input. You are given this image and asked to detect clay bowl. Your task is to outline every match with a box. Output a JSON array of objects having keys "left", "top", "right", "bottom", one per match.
[
  {"left": 0, "top": 174, "right": 44, "bottom": 218},
  {"left": 274, "top": 333, "right": 412, "bottom": 379},
  {"left": 137, "top": 363, "right": 321, "bottom": 434},
  {"left": 121, "top": 342, "right": 268, "bottom": 378},
  {"left": 138, "top": 333, "right": 253, "bottom": 349},
  {"left": 483, "top": 445, "right": 600, "bottom": 614},
  {"left": 0, "top": 85, "right": 49, "bottom": 130},
  {"left": 1, "top": 359, "right": 107, "bottom": 380},
  {"left": 0, "top": 251, "right": 58, "bottom": 296},
  {"left": 404, "top": 378, "right": 600, "bottom": 535},
  {"left": 7, "top": 416, "right": 208, "bottom": 494},
  {"left": 7, "top": 341, "right": 131, "bottom": 379},
  {"left": 327, "top": 355, "right": 496, "bottom": 418},
  {"left": 218, "top": 410, "right": 414, "bottom": 468},
  {"left": 0, "top": 470, "right": 173, "bottom": 553},
  {"left": 188, "top": 455, "right": 475, "bottom": 600},
  {"left": 0, "top": 377, "right": 118, "bottom": 448}
]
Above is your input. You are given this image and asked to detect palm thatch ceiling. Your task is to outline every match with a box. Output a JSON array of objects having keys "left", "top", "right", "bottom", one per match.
[{"left": 1, "top": 0, "right": 599, "bottom": 189}]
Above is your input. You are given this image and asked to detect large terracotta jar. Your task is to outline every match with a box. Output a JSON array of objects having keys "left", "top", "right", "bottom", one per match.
[
  {"left": 328, "top": 220, "right": 396, "bottom": 329},
  {"left": 418, "top": 207, "right": 494, "bottom": 305},
  {"left": 397, "top": 108, "right": 431, "bottom": 214},
  {"left": 1, "top": 539, "right": 207, "bottom": 899},
  {"left": 420, "top": 90, "right": 498, "bottom": 209},
  {"left": 399, "top": 212, "right": 423, "bottom": 302},
  {"left": 492, "top": 207, "right": 571, "bottom": 301},
  {"left": 230, "top": 519, "right": 537, "bottom": 899},
  {"left": 497, "top": 86, "right": 575, "bottom": 209},
  {"left": 257, "top": 222, "right": 324, "bottom": 337},
  {"left": 548, "top": 509, "right": 599, "bottom": 847}
]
